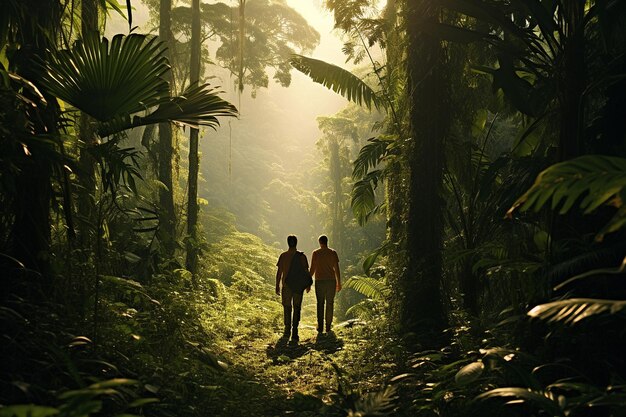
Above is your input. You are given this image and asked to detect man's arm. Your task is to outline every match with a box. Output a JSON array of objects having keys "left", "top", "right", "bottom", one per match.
[
  {"left": 334, "top": 253, "right": 342, "bottom": 291},
  {"left": 302, "top": 254, "right": 312, "bottom": 293},
  {"left": 275, "top": 255, "right": 282, "bottom": 295},
  {"left": 309, "top": 251, "right": 317, "bottom": 277}
]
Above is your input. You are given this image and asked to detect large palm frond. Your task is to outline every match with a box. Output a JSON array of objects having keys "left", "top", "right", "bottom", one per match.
[
  {"left": 99, "top": 83, "right": 238, "bottom": 136},
  {"left": 528, "top": 298, "right": 626, "bottom": 325},
  {"left": 290, "top": 54, "right": 384, "bottom": 110},
  {"left": 141, "top": 82, "right": 237, "bottom": 129},
  {"left": 40, "top": 33, "right": 169, "bottom": 120},
  {"left": 507, "top": 155, "right": 626, "bottom": 241},
  {"left": 39, "top": 33, "right": 237, "bottom": 136}
]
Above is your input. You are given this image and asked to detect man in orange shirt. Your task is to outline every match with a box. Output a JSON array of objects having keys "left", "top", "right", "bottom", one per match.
[
  {"left": 309, "top": 235, "right": 341, "bottom": 334},
  {"left": 275, "top": 235, "right": 310, "bottom": 342}
]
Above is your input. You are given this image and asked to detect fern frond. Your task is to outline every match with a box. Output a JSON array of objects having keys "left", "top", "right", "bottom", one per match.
[
  {"left": 345, "top": 276, "right": 389, "bottom": 300},
  {"left": 528, "top": 298, "right": 626, "bottom": 325},
  {"left": 352, "top": 169, "right": 383, "bottom": 226},
  {"left": 507, "top": 155, "right": 626, "bottom": 241},
  {"left": 352, "top": 385, "right": 397, "bottom": 416},
  {"left": 352, "top": 136, "right": 394, "bottom": 179},
  {"left": 290, "top": 54, "right": 384, "bottom": 110},
  {"left": 345, "top": 299, "right": 378, "bottom": 319},
  {"left": 477, "top": 388, "right": 564, "bottom": 416}
]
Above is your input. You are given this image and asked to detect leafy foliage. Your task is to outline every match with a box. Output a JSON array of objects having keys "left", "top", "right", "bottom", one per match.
[
  {"left": 39, "top": 33, "right": 237, "bottom": 136},
  {"left": 344, "top": 276, "right": 388, "bottom": 300},
  {"left": 40, "top": 33, "right": 169, "bottom": 122},
  {"left": 528, "top": 298, "right": 626, "bottom": 325},
  {"left": 508, "top": 155, "right": 626, "bottom": 240},
  {"left": 290, "top": 54, "right": 384, "bottom": 110}
]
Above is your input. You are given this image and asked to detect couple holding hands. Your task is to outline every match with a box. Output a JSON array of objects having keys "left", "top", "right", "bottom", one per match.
[{"left": 275, "top": 235, "right": 341, "bottom": 343}]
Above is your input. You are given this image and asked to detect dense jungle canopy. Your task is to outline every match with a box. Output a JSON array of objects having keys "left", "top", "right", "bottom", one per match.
[{"left": 2, "top": 0, "right": 626, "bottom": 416}]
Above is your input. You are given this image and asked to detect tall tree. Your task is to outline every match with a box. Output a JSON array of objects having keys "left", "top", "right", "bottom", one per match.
[
  {"left": 77, "top": 0, "right": 99, "bottom": 245},
  {"left": 317, "top": 116, "right": 357, "bottom": 256},
  {"left": 3, "top": 0, "right": 65, "bottom": 274},
  {"left": 185, "top": 0, "right": 201, "bottom": 278},
  {"left": 400, "top": 0, "right": 450, "bottom": 338},
  {"left": 158, "top": 0, "right": 177, "bottom": 256}
]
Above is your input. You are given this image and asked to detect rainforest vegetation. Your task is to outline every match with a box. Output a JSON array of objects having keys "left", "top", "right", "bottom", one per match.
[{"left": 2, "top": 0, "right": 626, "bottom": 416}]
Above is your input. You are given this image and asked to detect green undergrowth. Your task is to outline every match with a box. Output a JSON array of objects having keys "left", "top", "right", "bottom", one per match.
[{"left": 0, "top": 209, "right": 404, "bottom": 417}]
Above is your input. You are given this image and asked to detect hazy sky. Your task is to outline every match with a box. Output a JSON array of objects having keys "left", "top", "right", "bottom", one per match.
[
  {"left": 106, "top": 0, "right": 354, "bottom": 156},
  {"left": 106, "top": 1, "right": 367, "bottom": 249}
]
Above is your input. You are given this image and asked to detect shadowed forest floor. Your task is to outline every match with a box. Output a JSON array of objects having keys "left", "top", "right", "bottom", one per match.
[{"left": 205, "top": 310, "right": 397, "bottom": 416}]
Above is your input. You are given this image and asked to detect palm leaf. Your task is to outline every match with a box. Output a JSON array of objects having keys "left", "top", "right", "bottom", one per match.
[
  {"left": 139, "top": 83, "right": 238, "bottom": 129},
  {"left": 344, "top": 276, "right": 389, "bottom": 300},
  {"left": 528, "top": 298, "right": 626, "bottom": 325},
  {"left": 455, "top": 361, "right": 485, "bottom": 386},
  {"left": 40, "top": 33, "right": 237, "bottom": 137},
  {"left": 362, "top": 241, "right": 391, "bottom": 275},
  {"left": 507, "top": 155, "right": 626, "bottom": 241},
  {"left": 552, "top": 254, "right": 626, "bottom": 291},
  {"left": 351, "top": 169, "right": 383, "bottom": 226},
  {"left": 40, "top": 33, "right": 169, "bottom": 121},
  {"left": 476, "top": 387, "right": 564, "bottom": 416},
  {"left": 352, "top": 136, "right": 394, "bottom": 179},
  {"left": 351, "top": 385, "right": 397, "bottom": 416},
  {"left": 345, "top": 299, "right": 378, "bottom": 319},
  {"left": 290, "top": 54, "right": 384, "bottom": 110}
]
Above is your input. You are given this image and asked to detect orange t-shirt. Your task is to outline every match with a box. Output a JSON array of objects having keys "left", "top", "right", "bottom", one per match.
[{"left": 310, "top": 247, "right": 339, "bottom": 281}]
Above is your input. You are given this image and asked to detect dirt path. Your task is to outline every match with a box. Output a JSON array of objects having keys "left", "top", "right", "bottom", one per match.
[{"left": 210, "top": 308, "right": 373, "bottom": 416}]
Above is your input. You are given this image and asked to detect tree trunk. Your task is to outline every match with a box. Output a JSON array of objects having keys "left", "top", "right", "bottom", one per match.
[
  {"left": 8, "top": 2, "right": 63, "bottom": 275},
  {"left": 329, "top": 137, "right": 342, "bottom": 253},
  {"left": 557, "top": 2, "right": 585, "bottom": 161},
  {"left": 237, "top": 0, "right": 246, "bottom": 93},
  {"left": 401, "top": 0, "right": 450, "bottom": 342},
  {"left": 158, "top": 0, "right": 176, "bottom": 257},
  {"left": 76, "top": 0, "right": 99, "bottom": 246},
  {"left": 185, "top": 0, "right": 201, "bottom": 280},
  {"left": 551, "top": 2, "right": 586, "bottom": 260}
]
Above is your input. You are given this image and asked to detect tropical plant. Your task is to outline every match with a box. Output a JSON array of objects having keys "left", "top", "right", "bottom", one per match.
[
  {"left": 290, "top": 54, "right": 384, "bottom": 111},
  {"left": 508, "top": 155, "right": 626, "bottom": 242}
]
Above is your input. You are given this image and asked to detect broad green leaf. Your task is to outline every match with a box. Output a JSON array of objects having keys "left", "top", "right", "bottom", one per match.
[
  {"left": 127, "top": 398, "right": 159, "bottom": 408},
  {"left": 455, "top": 361, "right": 484, "bottom": 386},
  {"left": 0, "top": 405, "right": 59, "bottom": 417}
]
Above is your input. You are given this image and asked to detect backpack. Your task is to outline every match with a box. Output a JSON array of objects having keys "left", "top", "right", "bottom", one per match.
[{"left": 285, "top": 251, "right": 313, "bottom": 294}]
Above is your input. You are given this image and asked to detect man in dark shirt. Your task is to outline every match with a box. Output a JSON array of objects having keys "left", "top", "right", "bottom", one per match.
[{"left": 275, "top": 235, "right": 310, "bottom": 342}]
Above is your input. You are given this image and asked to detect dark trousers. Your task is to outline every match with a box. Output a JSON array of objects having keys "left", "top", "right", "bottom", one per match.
[
  {"left": 281, "top": 284, "right": 303, "bottom": 336},
  {"left": 315, "top": 280, "right": 336, "bottom": 331}
]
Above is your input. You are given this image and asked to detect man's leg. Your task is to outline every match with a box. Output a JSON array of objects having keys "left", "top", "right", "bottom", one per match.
[
  {"left": 292, "top": 291, "right": 303, "bottom": 341},
  {"left": 315, "top": 281, "right": 325, "bottom": 332},
  {"left": 325, "top": 281, "right": 336, "bottom": 332},
  {"left": 281, "top": 286, "right": 292, "bottom": 337}
]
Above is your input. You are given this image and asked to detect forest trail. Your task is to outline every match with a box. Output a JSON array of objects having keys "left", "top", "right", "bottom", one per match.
[{"left": 208, "top": 306, "right": 376, "bottom": 416}]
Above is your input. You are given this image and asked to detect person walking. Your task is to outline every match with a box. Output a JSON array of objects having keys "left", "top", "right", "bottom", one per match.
[
  {"left": 275, "top": 235, "right": 310, "bottom": 343},
  {"left": 309, "top": 235, "right": 341, "bottom": 334}
]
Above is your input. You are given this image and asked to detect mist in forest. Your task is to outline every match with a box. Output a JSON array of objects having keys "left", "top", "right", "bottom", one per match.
[{"left": 108, "top": 0, "right": 380, "bottom": 256}]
